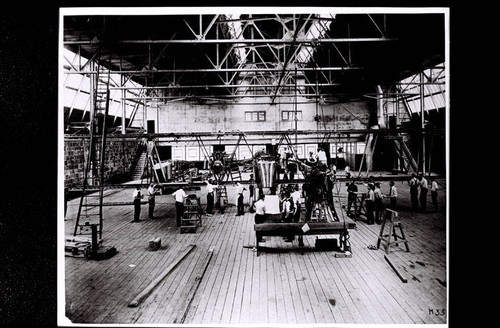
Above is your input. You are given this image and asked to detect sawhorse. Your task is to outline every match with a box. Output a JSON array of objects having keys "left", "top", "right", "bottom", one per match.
[{"left": 376, "top": 208, "right": 410, "bottom": 254}]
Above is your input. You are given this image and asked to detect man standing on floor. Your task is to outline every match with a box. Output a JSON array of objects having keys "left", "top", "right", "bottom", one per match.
[
  {"left": 205, "top": 178, "right": 217, "bottom": 216},
  {"left": 253, "top": 194, "right": 267, "bottom": 246},
  {"left": 236, "top": 182, "right": 246, "bottom": 216},
  {"left": 347, "top": 179, "right": 358, "bottom": 216},
  {"left": 172, "top": 187, "right": 187, "bottom": 227},
  {"left": 430, "top": 177, "right": 439, "bottom": 212},
  {"left": 132, "top": 186, "right": 143, "bottom": 222},
  {"left": 374, "top": 182, "right": 384, "bottom": 224},
  {"left": 147, "top": 182, "right": 160, "bottom": 219},
  {"left": 291, "top": 184, "right": 301, "bottom": 222},
  {"left": 249, "top": 174, "right": 255, "bottom": 213},
  {"left": 409, "top": 173, "right": 419, "bottom": 210},
  {"left": 418, "top": 172, "right": 428, "bottom": 212},
  {"left": 386, "top": 180, "right": 398, "bottom": 210},
  {"left": 365, "top": 183, "right": 375, "bottom": 225}
]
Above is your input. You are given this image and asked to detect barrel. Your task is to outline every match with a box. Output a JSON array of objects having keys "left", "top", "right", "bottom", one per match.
[{"left": 255, "top": 160, "right": 276, "bottom": 188}]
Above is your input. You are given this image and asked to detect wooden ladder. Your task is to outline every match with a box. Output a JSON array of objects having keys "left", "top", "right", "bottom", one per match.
[
  {"left": 180, "top": 196, "right": 203, "bottom": 233},
  {"left": 216, "top": 185, "right": 228, "bottom": 213},
  {"left": 73, "top": 59, "right": 110, "bottom": 240},
  {"left": 376, "top": 208, "right": 410, "bottom": 254}
]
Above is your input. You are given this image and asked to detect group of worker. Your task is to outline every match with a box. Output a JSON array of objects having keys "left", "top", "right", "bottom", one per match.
[
  {"left": 346, "top": 177, "right": 396, "bottom": 225},
  {"left": 130, "top": 170, "right": 439, "bottom": 228},
  {"left": 344, "top": 172, "right": 439, "bottom": 226},
  {"left": 408, "top": 172, "right": 439, "bottom": 212}
]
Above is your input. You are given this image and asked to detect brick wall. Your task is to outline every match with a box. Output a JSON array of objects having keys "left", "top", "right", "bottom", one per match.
[{"left": 64, "top": 138, "right": 138, "bottom": 187}]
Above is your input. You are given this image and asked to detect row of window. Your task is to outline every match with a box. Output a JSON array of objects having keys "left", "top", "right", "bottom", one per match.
[{"left": 245, "top": 110, "right": 303, "bottom": 122}]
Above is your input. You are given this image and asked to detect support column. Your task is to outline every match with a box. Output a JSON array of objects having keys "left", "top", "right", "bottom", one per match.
[
  {"left": 121, "top": 75, "right": 126, "bottom": 134},
  {"left": 420, "top": 73, "right": 426, "bottom": 175}
]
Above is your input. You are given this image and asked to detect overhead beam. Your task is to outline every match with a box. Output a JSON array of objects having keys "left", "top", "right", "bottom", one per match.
[
  {"left": 110, "top": 82, "right": 342, "bottom": 90},
  {"left": 64, "top": 127, "right": 443, "bottom": 140},
  {"left": 64, "top": 37, "right": 397, "bottom": 45},
  {"left": 65, "top": 66, "right": 364, "bottom": 74}
]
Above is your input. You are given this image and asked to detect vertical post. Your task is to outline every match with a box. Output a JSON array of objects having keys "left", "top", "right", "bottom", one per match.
[
  {"left": 295, "top": 66, "right": 298, "bottom": 146},
  {"left": 157, "top": 101, "right": 160, "bottom": 133},
  {"left": 91, "top": 223, "right": 98, "bottom": 258},
  {"left": 420, "top": 72, "right": 426, "bottom": 175},
  {"left": 121, "top": 75, "right": 126, "bottom": 134},
  {"left": 216, "top": 23, "right": 219, "bottom": 67}
]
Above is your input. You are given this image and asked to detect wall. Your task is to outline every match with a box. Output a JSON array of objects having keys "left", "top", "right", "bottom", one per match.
[
  {"left": 155, "top": 97, "right": 373, "bottom": 133},
  {"left": 64, "top": 138, "right": 138, "bottom": 187}
]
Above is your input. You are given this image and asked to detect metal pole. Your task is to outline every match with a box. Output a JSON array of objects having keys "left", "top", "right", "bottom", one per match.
[
  {"left": 295, "top": 66, "right": 298, "bottom": 146},
  {"left": 420, "top": 72, "right": 426, "bottom": 175},
  {"left": 121, "top": 75, "right": 126, "bottom": 134}
]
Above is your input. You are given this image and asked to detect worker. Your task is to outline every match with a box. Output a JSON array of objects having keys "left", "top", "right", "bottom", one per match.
[
  {"left": 418, "top": 172, "right": 428, "bottom": 212},
  {"left": 345, "top": 164, "right": 351, "bottom": 179},
  {"left": 147, "top": 182, "right": 160, "bottom": 219},
  {"left": 254, "top": 194, "right": 267, "bottom": 245},
  {"left": 326, "top": 167, "right": 334, "bottom": 208},
  {"left": 374, "top": 182, "right": 384, "bottom": 224},
  {"left": 205, "top": 178, "right": 217, "bottom": 216},
  {"left": 279, "top": 147, "right": 287, "bottom": 167},
  {"left": 430, "top": 177, "right": 439, "bottom": 212},
  {"left": 386, "top": 180, "right": 398, "bottom": 210},
  {"left": 409, "top": 173, "right": 419, "bottom": 210},
  {"left": 132, "top": 186, "right": 143, "bottom": 223},
  {"left": 172, "top": 187, "right": 187, "bottom": 227},
  {"left": 365, "top": 183, "right": 375, "bottom": 225},
  {"left": 236, "top": 182, "right": 246, "bottom": 216},
  {"left": 306, "top": 151, "right": 317, "bottom": 166},
  {"left": 317, "top": 147, "right": 327, "bottom": 165},
  {"left": 291, "top": 184, "right": 301, "bottom": 222},
  {"left": 281, "top": 191, "right": 295, "bottom": 242},
  {"left": 347, "top": 179, "right": 358, "bottom": 215},
  {"left": 248, "top": 174, "right": 255, "bottom": 213}
]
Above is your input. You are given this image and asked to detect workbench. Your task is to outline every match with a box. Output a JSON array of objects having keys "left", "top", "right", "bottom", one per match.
[{"left": 254, "top": 215, "right": 356, "bottom": 256}]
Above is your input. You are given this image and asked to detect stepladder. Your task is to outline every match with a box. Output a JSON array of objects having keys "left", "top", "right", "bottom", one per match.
[
  {"left": 180, "top": 195, "right": 203, "bottom": 233},
  {"left": 376, "top": 208, "right": 410, "bottom": 254}
]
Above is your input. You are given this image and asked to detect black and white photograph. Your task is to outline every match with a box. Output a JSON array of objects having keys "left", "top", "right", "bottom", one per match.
[{"left": 58, "top": 6, "right": 449, "bottom": 326}]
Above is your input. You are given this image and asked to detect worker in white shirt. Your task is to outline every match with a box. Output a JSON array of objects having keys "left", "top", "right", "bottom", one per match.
[
  {"left": 205, "top": 178, "right": 217, "bottom": 216},
  {"left": 236, "top": 182, "right": 246, "bottom": 216},
  {"left": 345, "top": 165, "right": 351, "bottom": 179},
  {"left": 409, "top": 173, "right": 419, "bottom": 210},
  {"left": 316, "top": 147, "right": 327, "bottom": 165},
  {"left": 291, "top": 185, "right": 301, "bottom": 222},
  {"left": 253, "top": 194, "right": 267, "bottom": 245},
  {"left": 132, "top": 186, "right": 144, "bottom": 222},
  {"left": 172, "top": 187, "right": 187, "bottom": 227},
  {"left": 386, "top": 180, "right": 398, "bottom": 210},
  {"left": 430, "top": 177, "right": 439, "bottom": 212},
  {"left": 281, "top": 191, "right": 295, "bottom": 242},
  {"left": 418, "top": 173, "right": 428, "bottom": 212},
  {"left": 147, "top": 182, "right": 160, "bottom": 219}
]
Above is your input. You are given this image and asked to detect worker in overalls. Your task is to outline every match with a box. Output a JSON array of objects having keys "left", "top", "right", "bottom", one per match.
[
  {"left": 147, "top": 182, "right": 160, "bottom": 219},
  {"left": 132, "top": 186, "right": 143, "bottom": 222}
]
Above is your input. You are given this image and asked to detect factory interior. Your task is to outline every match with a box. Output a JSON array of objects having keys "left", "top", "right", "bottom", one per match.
[{"left": 59, "top": 7, "right": 449, "bottom": 326}]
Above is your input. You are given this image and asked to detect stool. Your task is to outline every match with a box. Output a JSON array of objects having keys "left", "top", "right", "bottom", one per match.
[{"left": 376, "top": 209, "right": 410, "bottom": 254}]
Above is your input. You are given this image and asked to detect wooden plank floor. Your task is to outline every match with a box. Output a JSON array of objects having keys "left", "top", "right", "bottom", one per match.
[{"left": 62, "top": 177, "right": 448, "bottom": 325}]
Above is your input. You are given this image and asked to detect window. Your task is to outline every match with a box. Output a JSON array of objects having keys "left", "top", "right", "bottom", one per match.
[
  {"left": 245, "top": 111, "right": 266, "bottom": 122},
  {"left": 282, "top": 110, "right": 302, "bottom": 121}
]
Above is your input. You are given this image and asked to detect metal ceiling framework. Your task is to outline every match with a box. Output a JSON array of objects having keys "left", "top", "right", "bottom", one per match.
[{"left": 62, "top": 11, "right": 446, "bottom": 130}]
